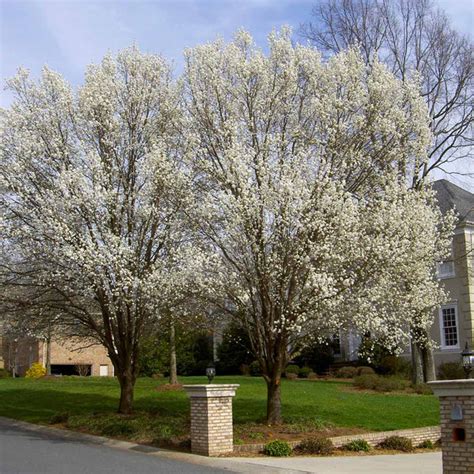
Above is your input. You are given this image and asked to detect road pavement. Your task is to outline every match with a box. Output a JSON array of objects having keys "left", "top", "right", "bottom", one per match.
[{"left": 0, "top": 417, "right": 442, "bottom": 474}]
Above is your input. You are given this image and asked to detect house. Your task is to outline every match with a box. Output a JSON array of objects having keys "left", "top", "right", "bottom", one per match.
[
  {"left": 334, "top": 179, "right": 474, "bottom": 370},
  {"left": 428, "top": 179, "right": 474, "bottom": 367},
  {"left": 1, "top": 335, "right": 114, "bottom": 377}
]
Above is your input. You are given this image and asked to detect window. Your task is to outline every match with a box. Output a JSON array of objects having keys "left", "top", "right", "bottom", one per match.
[
  {"left": 437, "top": 261, "right": 455, "bottom": 279},
  {"left": 332, "top": 332, "right": 341, "bottom": 356},
  {"left": 439, "top": 304, "right": 459, "bottom": 349}
]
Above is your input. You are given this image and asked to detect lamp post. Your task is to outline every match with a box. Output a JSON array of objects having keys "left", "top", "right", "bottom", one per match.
[
  {"left": 206, "top": 363, "right": 216, "bottom": 384},
  {"left": 461, "top": 341, "right": 474, "bottom": 379}
]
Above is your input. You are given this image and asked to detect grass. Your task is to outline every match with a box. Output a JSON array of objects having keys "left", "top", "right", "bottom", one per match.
[{"left": 0, "top": 376, "right": 439, "bottom": 446}]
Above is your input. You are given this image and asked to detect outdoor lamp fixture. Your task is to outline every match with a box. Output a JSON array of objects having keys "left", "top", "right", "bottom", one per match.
[
  {"left": 461, "top": 341, "right": 474, "bottom": 379},
  {"left": 206, "top": 364, "right": 216, "bottom": 384}
]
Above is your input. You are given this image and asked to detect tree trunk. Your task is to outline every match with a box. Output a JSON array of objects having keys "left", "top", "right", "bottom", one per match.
[
  {"left": 411, "top": 340, "right": 424, "bottom": 385},
  {"left": 169, "top": 320, "right": 178, "bottom": 385},
  {"left": 45, "top": 336, "right": 51, "bottom": 376},
  {"left": 266, "top": 377, "right": 282, "bottom": 425},
  {"left": 422, "top": 344, "right": 436, "bottom": 382},
  {"left": 118, "top": 370, "right": 135, "bottom": 414}
]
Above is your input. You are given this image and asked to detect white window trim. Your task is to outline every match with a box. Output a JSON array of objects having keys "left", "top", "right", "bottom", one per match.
[{"left": 439, "top": 303, "right": 460, "bottom": 350}]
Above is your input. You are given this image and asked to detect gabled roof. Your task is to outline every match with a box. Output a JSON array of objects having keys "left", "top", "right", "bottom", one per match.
[{"left": 432, "top": 179, "right": 474, "bottom": 224}]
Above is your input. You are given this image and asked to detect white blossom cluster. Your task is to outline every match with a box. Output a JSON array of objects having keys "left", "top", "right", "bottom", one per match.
[{"left": 0, "top": 32, "right": 455, "bottom": 385}]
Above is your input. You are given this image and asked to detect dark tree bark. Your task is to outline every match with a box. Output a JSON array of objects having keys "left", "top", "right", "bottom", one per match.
[
  {"left": 265, "top": 377, "right": 282, "bottom": 425},
  {"left": 117, "top": 370, "right": 135, "bottom": 415},
  {"left": 45, "top": 335, "right": 51, "bottom": 376},
  {"left": 421, "top": 342, "right": 436, "bottom": 382}
]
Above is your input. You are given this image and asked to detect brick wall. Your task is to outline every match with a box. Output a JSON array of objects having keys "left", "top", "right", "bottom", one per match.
[
  {"left": 233, "top": 425, "right": 441, "bottom": 454},
  {"left": 438, "top": 395, "right": 474, "bottom": 474}
]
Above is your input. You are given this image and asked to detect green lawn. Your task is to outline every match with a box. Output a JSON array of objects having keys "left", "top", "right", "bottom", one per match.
[{"left": 0, "top": 376, "right": 439, "bottom": 445}]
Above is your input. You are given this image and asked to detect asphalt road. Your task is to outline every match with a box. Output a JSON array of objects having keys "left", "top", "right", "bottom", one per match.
[{"left": 0, "top": 418, "right": 232, "bottom": 474}]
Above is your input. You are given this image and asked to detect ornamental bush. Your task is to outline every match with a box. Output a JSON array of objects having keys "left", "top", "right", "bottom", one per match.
[
  {"left": 378, "top": 436, "right": 413, "bottom": 452},
  {"left": 417, "top": 440, "right": 434, "bottom": 449},
  {"left": 263, "top": 440, "right": 292, "bottom": 457},
  {"left": 25, "top": 362, "right": 46, "bottom": 379},
  {"left": 0, "top": 368, "right": 11, "bottom": 378},
  {"left": 357, "top": 366, "right": 375, "bottom": 376},
  {"left": 437, "top": 362, "right": 465, "bottom": 380},
  {"left": 298, "top": 366, "right": 312, "bottom": 378},
  {"left": 286, "top": 373, "right": 298, "bottom": 380},
  {"left": 335, "top": 366, "right": 357, "bottom": 378},
  {"left": 285, "top": 364, "right": 300, "bottom": 376},
  {"left": 297, "top": 437, "right": 334, "bottom": 455},
  {"left": 343, "top": 439, "right": 371, "bottom": 452}
]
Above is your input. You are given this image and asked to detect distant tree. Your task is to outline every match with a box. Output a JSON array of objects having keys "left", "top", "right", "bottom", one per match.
[{"left": 300, "top": 0, "right": 473, "bottom": 186}]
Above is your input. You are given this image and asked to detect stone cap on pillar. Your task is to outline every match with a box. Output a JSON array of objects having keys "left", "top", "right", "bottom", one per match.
[
  {"left": 428, "top": 379, "right": 474, "bottom": 397},
  {"left": 183, "top": 384, "right": 240, "bottom": 398}
]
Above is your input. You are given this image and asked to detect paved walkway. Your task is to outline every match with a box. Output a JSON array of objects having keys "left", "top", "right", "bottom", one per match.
[{"left": 0, "top": 417, "right": 442, "bottom": 474}]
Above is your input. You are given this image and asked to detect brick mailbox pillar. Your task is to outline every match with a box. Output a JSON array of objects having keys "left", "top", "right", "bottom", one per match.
[
  {"left": 183, "top": 384, "right": 239, "bottom": 456},
  {"left": 429, "top": 380, "right": 474, "bottom": 474}
]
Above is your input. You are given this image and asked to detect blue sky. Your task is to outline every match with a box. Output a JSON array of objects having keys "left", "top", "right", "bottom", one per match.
[{"left": 1, "top": 0, "right": 473, "bottom": 186}]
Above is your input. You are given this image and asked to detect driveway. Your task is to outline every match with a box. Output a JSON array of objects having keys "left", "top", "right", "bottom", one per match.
[{"left": 0, "top": 417, "right": 442, "bottom": 474}]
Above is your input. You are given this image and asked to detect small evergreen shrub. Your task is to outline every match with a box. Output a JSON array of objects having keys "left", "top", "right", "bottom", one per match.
[
  {"left": 297, "top": 437, "right": 334, "bottom": 455},
  {"left": 285, "top": 364, "right": 300, "bottom": 376},
  {"left": 307, "top": 371, "right": 318, "bottom": 379},
  {"left": 437, "top": 362, "right": 464, "bottom": 380},
  {"left": 353, "top": 374, "right": 379, "bottom": 390},
  {"left": 343, "top": 438, "right": 371, "bottom": 452},
  {"left": 25, "top": 362, "right": 46, "bottom": 379},
  {"left": 335, "top": 366, "right": 357, "bottom": 378},
  {"left": 49, "top": 412, "right": 69, "bottom": 424},
  {"left": 286, "top": 373, "right": 298, "bottom": 380},
  {"left": 0, "top": 368, "right": 11, "bottom": 378},
  {"left": 263, "top": 440, "right": 292, "bottom": 457},
  {"left": 411, "top": 383, "right": 433, "bottom": 395},
  {"left": 357, "top": 366, "right": 375, "bottom": 376},
  {"left": 298, "top": 366, "right": 312, "bottom": 378},
  {"left": 378, "top": 436, "right": 413, "bottom": 452},
  {"left": 417, "top": 440, "right": 434, "bottom": 449},
  {"left": 249, "top": 361, "right": 261, "bottom": 376}
]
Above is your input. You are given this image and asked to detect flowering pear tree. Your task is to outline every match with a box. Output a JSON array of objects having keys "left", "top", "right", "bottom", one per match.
[
  {"left": 0, "top": 48, "right": 202, "bottom": 413},
  {"left": 184, "top": 30, "right": 454, "bottom": 423}
]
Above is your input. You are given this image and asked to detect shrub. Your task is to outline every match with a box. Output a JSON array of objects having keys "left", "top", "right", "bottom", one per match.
[
  {"left": 249, "top": 361, "right": 261, "bottom": 376},
  {"left": 417, "top": 440, "right": 434, "bottom": 449},
  {"left": 438, "top": 362, "right": 464, "bottom": 380},
  {"left": 411, "top": 383, "right": 433, "bottom": 395},
  {"left": 293, "top": 339, "right": 335, "bottom": 375},
  {"left": 298, "top": 366, "right": 312, "bottom": 378},
  {"left": 216, "top": 323, "right": 253, "bottom": 375},
  {"left": 343, "top": 439, "right": 371, "bottom": 452},
  {"left": 335, "top": 366, "right": 357, "bottom": 378},
  {"left": 263, "top": 440, "right": 292, "bottom": 457},
  {"left": 285, "top": 364, "right": 300, "bottom": 376},
  {"left": 378, "top": 436, "right": 413, "bottom": 452},
  {"left": 297, "top": 437, "right": 334, "bottom": 455},
  {"left": 25, "top": 362, "right": 46, "bottom": 379},
  {"left": 286, "top": 373, "right": 298, "bottom": 380},
  {"left": 378, "top": 355, "right": 411, "bottom": 378},
  {"left": 307, "top": 371, "right": 318, "bottom": 380},
  {"left": 49, "top": 412, "right": 69, "bottom": 424},
  {"left": 353, "top": 374, "right": 379, "bottom": 390},
  {"left": 354, "top": 374, "right": 410, "bottom": 392},
  {"left": 357, "top": 366, "right": 375, "bottom": 376},
  {"left": 0, "top": 368, "right": 11, "bottom": 378}
]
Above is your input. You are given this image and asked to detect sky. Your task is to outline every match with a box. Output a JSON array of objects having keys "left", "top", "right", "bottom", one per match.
[{"left": 1, "top": 0, "right": 473, "bottom": 187}]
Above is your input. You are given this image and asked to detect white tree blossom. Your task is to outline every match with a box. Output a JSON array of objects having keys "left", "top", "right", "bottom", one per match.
[
  {"left": 0, "top": 48, "right": 203, "bottom": 413},
  {"left": 184, "top": 29, "right": 454, "bottom": 423}
]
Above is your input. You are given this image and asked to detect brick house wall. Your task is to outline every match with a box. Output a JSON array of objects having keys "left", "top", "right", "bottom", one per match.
[{"left": 2, "top": 335, "right": 113, "bottom": 377}]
